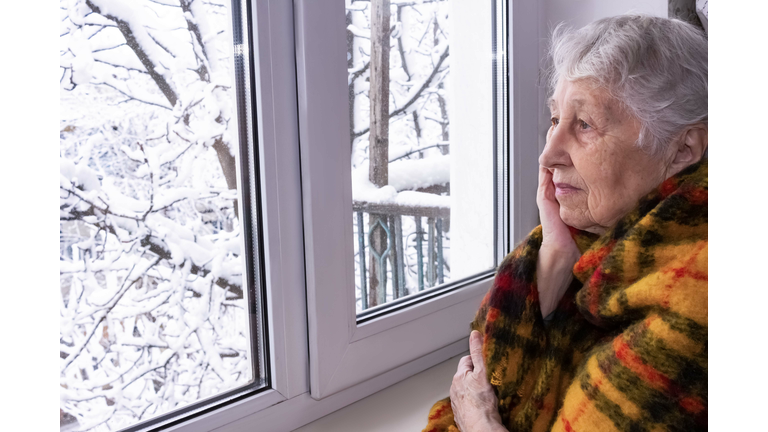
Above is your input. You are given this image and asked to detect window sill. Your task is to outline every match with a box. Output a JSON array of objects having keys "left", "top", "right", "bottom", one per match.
[
  {"left": 294, "top": 352, "right": 465, "bottom": 432},
  {"left": 167, "top": 338, "right": 469, "bottom": 432}
]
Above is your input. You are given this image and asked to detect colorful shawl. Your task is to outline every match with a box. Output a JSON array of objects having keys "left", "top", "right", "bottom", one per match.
[{"left": 423, "top": 159, "right": 707, "bottom": 432}]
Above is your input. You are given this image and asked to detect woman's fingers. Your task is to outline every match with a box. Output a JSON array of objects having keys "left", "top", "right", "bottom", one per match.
[
  {"left": 455, "top": 355, "right": 474, "bottom": 378},
  {"left": 469, "top": 331, "right": 484, "bottom": 374},
  {"left": 450, "top": 335, "right": 503, "bottom": 432},
  {"left": 537, "top": 166, "right": 559, "bottom": 222},
  {"left": 537, "top": 165, "right": 554, "bottom": 202},
  {"left": 537, "top": 164, "right": 578, "bottom": 253},
  {"left": 537, "top": 166, "right": 562, "bottom": 237}
]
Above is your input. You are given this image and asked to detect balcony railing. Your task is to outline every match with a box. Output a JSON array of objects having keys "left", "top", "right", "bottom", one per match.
[{"left": 353, "top": 200, "right": 450, "bottom": 311}]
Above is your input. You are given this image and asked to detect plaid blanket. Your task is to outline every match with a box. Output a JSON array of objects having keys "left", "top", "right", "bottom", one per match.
[{"left": 423, "top": 159, "right": 707, "bottom": 432}]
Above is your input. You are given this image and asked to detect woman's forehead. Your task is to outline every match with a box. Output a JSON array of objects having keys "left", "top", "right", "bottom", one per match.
[{"left": 548, "top": 82, "right": 618, "bottom": 115}]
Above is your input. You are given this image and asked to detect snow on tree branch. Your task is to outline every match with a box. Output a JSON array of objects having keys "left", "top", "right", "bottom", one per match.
[
  {"left": 60, "top": 1, "right": 252, "bottom": 430},
  {"left": 352, "top": 40, "right": 449, "bottom": 139}
]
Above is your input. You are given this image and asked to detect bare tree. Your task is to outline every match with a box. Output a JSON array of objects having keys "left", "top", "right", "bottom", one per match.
[
  {"left": 347, "top": 0, "right": 452, "bottom": 309},
  {"left": 59, "top": 1, "right": 253, "bottom": 430}
]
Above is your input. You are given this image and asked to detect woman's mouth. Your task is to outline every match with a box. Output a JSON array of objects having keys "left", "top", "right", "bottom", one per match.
[{"left": 554, "top": 183, "right": 581, "bottom": 196}]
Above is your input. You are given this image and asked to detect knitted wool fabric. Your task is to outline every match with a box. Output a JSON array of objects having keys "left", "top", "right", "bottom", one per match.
[{"left": 423, "top": 159, "right": 707, "bottom": 432}]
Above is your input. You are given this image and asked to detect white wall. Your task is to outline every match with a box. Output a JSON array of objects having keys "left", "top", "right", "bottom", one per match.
[{"left": 545, "top": 0, "right": 666, "bottom": 29}]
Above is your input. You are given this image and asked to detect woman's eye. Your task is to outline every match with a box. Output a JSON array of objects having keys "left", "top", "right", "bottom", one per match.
[
  {"left": 579, "top": 120, "right": 591, "bottom": 130},
  {"left": 551, "top": 117, "right": 559, "bottom": 127}
]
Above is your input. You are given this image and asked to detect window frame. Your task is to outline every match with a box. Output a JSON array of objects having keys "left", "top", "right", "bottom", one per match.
[
  {"left": 158, "top": 0, "right": 544, "bottom": 429},
  {"left": 295, "top": 0, "right": 514, "bottom": 399}
]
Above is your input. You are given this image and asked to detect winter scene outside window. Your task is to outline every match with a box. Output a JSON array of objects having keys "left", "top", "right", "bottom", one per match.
[
  {"left": 59, "top": 1, "right": 264, "bottom": 431},
  {"left": 349, "top": 0, "right": 498, "bottom": 313}
]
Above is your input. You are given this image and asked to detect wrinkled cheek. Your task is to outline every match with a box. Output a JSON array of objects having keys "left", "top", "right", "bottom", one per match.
[
  {"left": 558, "top": 192, "right": 590, "bottom": 226},
  {"left": 586, "top": 192, "right": 604, "bottom": 222},
  {"left": 587, "top": 187, "right": 626, "bottom": 227}
]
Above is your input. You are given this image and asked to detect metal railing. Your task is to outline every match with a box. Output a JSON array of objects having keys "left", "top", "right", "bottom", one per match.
[{"left": 353, "top": 201, "right": 450, "bottom": 311}]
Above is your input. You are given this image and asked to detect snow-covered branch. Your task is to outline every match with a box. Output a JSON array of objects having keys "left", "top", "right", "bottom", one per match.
[
  {"left": 61, "top": 3, "right": 249, "bottom": 425},
  {"left": 353, "top": 43, "right": 449, "bottom": 138},
  {"left": 86, "top": 0, "right": 179, "bottom": 106}
]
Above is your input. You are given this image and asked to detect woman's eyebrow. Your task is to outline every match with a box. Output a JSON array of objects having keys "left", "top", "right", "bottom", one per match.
[
  {"left": 548, "top": 98, "right": 590, "bottom": 112},
  {"left": 547, "top": 98, "right": 557, "bottom": 111}
]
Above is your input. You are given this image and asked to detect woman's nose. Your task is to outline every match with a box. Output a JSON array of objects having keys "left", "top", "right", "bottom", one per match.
[{"left": 539, "top": 125, "right": 571, "bottom": 168}]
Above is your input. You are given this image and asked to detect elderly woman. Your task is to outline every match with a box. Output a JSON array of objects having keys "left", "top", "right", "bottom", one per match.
[{"left": 423, "top": 14, "right": 707, "bottom": 432}]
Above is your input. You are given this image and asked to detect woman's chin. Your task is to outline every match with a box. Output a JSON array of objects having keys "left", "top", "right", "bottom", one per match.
[
  {"left": 559, "top": 208, "right": 584, "bottom": 230},
  {"left": 559, "top": 210, "right": 606, "bottom": 235}
]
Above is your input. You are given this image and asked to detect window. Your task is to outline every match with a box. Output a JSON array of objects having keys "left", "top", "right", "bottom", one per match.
[
  {"left": 59, "top": 0, "right": 267, "bottom": 430},
  {"left": 296, "top": 0, "right": 511, "bottom": 399},
  {"left": 347, "top": 0, "right": 498, "bottom": 314},
  {"left": 58, "top": 0, "right": 537, "bottom": 430}
]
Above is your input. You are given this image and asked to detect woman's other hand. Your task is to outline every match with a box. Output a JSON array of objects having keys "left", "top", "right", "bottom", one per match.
[
  {"left": 536, "top": 165, "right": 581, "bottom": 318},
  {"left": 450, "top": 331, "right": 506, "bottom": 432}
]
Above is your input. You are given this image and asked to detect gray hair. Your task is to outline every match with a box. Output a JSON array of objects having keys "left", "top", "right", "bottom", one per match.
[{"left": 547, "top": 14, "right": 708, "bottom": 156}]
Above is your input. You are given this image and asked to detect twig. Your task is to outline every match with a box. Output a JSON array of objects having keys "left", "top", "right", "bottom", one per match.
[
  {"left": 94, "top": 81, "right": 172, "bottom": 110},
  {"left": 94, "top": 58, "right": 148, "bottom": 75},
  {"left": 93, "top": 43, "right": 127, "bottom": 53},
  {"left": 389, "top": 143, "right": 448, "bottom": 162}
]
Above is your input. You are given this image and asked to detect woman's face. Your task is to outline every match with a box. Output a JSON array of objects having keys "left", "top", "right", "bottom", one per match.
[{"left": 541, "top": 79, "right": 673, "bottom": 234}]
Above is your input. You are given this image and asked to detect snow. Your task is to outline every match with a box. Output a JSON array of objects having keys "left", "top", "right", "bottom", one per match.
[
  {"left": 351, "top": 161, "right": 450, "bottom": 209},
  {"left": 60, "top": 159, "right": 102, "bottom": 192},
  {"left": 347, "top": 24, "right": 371, "bottom": 39},
  {"left": 60, "top": 1, "right": 252, "bottom": 430},
  {"left": 388, "top": 154, "right": 450, "bottom": 191},
  {"left": 68, "top": 30, "right": 95, "bottom": 85}
]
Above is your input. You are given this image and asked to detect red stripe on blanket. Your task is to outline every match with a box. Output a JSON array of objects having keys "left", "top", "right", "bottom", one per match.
[
  {"left": 661, "top": 281, "right": 674, "bottom": 309},
  {"left": 660, "top": 243, "right": 708, "bottom": 308},
  {"left": 487, "top": 307, "right": 500, "bottom": 325},
  {"left": 613, "top": 336, "right": 672, "bottom": 390},
  {"left": 494, "top": 271, "right": 511, "bottom": 291},
  {"left": 659, "top": 177, "right": 677, "bottom": 198},
  {"left": 587, "top": 268, "right": 620, "bottom": 316},
  {"left": 574, "top": 241, "right": 616, "bottom": 316},
  {"left": 686, "top": 186, "right": 707, "bottom": 205},
  {"left": 562, "top": 417, "right": 575, "bottom": 432},
  {"left": 618, "top": 323, "right": 707, "bottom": 418},
  {"left": 560, "top": 376, "right": 601, "bottom": 432},
  {"left": 574, "top": 242, "right": 614, "bottom": 276},
  {"left": 679, "top": 396, "right": 705, "bottom": 414},
  {"left": 428, "top": 405, "right": 448, "bottom": 421}
]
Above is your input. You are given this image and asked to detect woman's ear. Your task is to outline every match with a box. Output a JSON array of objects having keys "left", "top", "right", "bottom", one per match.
[{"left": 669, "top": 123, "right": 708, "bottom": 174}]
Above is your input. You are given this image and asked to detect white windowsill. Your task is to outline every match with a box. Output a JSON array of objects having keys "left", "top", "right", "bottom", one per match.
[{"left": 292, "top": 353, "right": 465, "bottom": 432}]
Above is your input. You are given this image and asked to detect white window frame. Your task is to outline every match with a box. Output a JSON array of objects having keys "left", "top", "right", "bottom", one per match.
[
  {"left": 295, "top": 0, "right": 504, "bottom": 399},
  {"left": 160, "top": 0, "right": 542, "bottom": 430}
]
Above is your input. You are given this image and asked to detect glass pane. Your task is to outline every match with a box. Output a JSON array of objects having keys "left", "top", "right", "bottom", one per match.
[
  {"left": 348, "top": 0, "right": 501, "bottom": 313},
  {"left": 59, "top": 1, "right": 265, "bottom": 430}
]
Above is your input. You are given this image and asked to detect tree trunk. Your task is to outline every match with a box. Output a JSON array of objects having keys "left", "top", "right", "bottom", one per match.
[{"left": 367, "top": 0, "right": 390, "bottom": 307}]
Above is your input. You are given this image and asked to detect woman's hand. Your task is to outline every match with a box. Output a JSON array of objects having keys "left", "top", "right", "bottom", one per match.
[
  {"left": 537, "top": 166, "right": 580, "bottom": 255},
  {"left": 450, "top": 331, "right": 506, "bottom": 432},
  {"left": 536, "top": 166, "right": 581, "bottom": 318}
]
